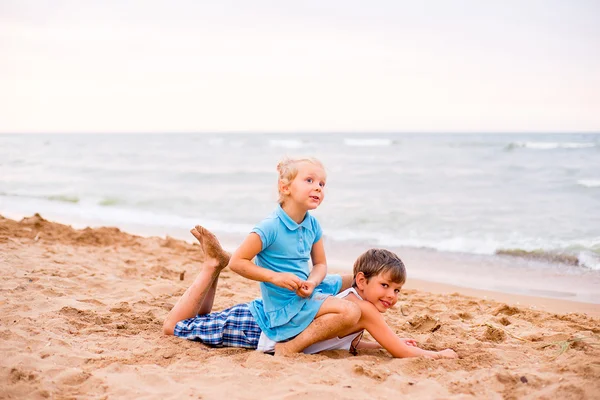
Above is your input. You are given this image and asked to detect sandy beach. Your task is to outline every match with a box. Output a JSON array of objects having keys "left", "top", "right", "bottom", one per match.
[{"left": 1, "top": 214, "right": 599, "bottom": 399}]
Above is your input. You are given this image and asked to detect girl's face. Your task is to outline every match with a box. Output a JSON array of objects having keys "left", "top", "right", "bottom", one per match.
[
  {"left": 355, "top": 271, "right": 403, "bottom": 313},
  {"left": 283, "top": 162, "right": 327, "bottom": 211}
]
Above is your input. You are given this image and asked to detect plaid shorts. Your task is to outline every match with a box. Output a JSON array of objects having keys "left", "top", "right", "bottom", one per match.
[{"left": 173, "top": 303, "right": 261, "bottom": 349}]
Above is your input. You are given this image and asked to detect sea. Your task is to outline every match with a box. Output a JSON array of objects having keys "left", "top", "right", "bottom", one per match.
[{"left": 2, "top": 132, "right": 599, "bottom": 303}]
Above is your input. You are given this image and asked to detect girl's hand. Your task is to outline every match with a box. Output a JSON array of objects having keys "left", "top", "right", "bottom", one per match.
[
  {"left": 296, "top": 280, "right": 317, "bottom": 298},
  {"left": 271, "top": 272, "right": 303, "bottom": 292},
  {"left": 400, "top": 338, "right": 418, "bottom": 347},
  {"left": 436, "top": 349, "right": 458, "bottom": 359}
]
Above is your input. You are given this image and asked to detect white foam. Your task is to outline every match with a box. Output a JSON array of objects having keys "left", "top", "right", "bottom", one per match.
[
  {"left": 0, "top": 194, "right": 253, "bottom": 237},
  {"left": 326, "top": 227, "right": 509, "bottom": 255},
  {"left": 208, "top": 138, "right": 225, "bottom": 146},
  {"left": 344, "top": 138, "right": 393, "bottom": 147},
  {"left": 441, "top": 168, "right": 485, "bottom": 177},
  {"left": 325, "top": 227, "right": 600, "bottom": 265},
  {"left": 578, "top": 251, "right": 600, "bottom": 271},
  {"left": 561, "top": 142, "right": 597, "bottom": 149},
  {"left": 268, "top": 139, "right": 306, "bottom": 149},
  {"left": 511, "top": 141, "right": 596, "bottom": 150},
  {"left": 577, "top": 179, "right": 600, "bottom": 188}
]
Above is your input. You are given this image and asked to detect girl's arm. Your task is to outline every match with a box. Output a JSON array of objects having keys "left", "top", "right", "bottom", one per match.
[
  {"left": 228, "top": 233, "right": 303, "bottom": 291},
  {"left": 308, "top": 238, "right": 327, "bottom": 284},
  {"left": 297, "top": 238, "right": 327, "bottom": 297},
  {"left": 360, "top": 302, "right": 457, "bottom": 359}
]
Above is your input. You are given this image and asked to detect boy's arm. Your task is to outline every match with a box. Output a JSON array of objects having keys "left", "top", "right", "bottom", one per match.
[
  {"left": 357, "top": 338, "right": 417, "bottom": 350},
  {"left": 355, "top": 340, "right": 382, "bottom": 350},
  {"left": 229, "top": 233, "right": 303, "bottom": 292},
  {"left": 359, "top": 301, "right": 455, "bottom": 359},
  {"left": 297, "top": 238, "right": 327, "bottom": 297}
]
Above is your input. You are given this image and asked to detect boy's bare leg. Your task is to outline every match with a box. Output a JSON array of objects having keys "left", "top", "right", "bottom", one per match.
[
  {"left": 162, "top": 226, "right": 231, "bottom": 335},
  {"left": 275, "top": 296, "right": 361, "bottom": 356}
]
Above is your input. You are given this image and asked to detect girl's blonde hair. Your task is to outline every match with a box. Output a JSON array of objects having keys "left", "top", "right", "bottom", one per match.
[{"left": 276, "top": 157, "right": 326, "bottom": 205}]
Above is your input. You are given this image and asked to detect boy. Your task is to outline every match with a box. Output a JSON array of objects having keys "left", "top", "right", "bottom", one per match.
[{"left": 163, "top": 226, "right": 457, "bottom": 359}]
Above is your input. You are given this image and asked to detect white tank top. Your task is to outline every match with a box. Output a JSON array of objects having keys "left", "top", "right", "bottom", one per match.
[{"left": 256, "top": 287, "right": 364, "bottom": 354}]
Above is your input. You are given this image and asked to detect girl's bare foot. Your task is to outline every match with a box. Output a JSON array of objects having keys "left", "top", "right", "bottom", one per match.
[{"left": 190, "top": 226, "right": 230, "bottom": 268}]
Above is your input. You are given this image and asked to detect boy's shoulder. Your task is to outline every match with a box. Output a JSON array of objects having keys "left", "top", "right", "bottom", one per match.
[
  {"left": 338, "top": 290, "right": 392, "bottom": 333},
  {"left": 347, "top": 295, "right": 392, "bottom": 332},
  {"left": 344, "top": 292, "right": 380, "bottom": 316}
]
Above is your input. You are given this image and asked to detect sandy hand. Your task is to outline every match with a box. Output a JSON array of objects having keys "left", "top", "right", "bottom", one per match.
[{"left": 437, "top": 349, "right": 459, "bottom": 359}]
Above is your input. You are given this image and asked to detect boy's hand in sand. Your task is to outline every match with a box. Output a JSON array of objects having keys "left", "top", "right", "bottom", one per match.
[
  {"left": 436, "top": 349, "right": 458, "bottom": 359},
  {"left": 271, "top": 272, "right": 303, "bottom": 292},
  {"left": 296, "top": 280, "right": 317, "bottom": 298},
  {"left": 400, "top": 338, "right": 418, "bottom": 347}
]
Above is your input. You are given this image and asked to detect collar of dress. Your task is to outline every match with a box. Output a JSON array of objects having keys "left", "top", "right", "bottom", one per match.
[{"left": 276, "top": 204, "right": 313, "bottom": 231}]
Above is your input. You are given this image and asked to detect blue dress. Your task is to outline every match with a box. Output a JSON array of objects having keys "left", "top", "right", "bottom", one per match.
[{"left": 247, "top": 205, "right": 342, "bottom": 341}]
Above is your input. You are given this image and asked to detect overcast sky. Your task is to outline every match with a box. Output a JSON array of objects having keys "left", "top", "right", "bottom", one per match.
[{"left": 1, "top": 0, "right": 599, "bottom": 133}]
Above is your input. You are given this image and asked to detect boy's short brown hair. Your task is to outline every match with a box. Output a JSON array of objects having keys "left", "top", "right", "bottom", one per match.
[{"left": 352, "top": 249, "right": 406, "bottom": 286}]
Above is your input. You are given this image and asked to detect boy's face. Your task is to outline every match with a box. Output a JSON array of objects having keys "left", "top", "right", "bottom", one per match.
[{"left": 357, "top": 270, "right": 403, "bottom": 313}]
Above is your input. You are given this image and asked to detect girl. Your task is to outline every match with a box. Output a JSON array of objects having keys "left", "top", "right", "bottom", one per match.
[{"left": 228, "top": 157, "right": 360, "bottom": 354}]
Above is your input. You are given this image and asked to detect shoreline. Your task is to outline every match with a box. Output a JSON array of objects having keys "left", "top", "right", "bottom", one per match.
[
  {"left": 325, "top": 238, "right": 600, "bottom": 306},
  {"left": 326, "top": 266, "right": 600, "bottom": 317},
  {"left": 3, "top": 211, "right": 599, "bottom": 306},
  {"left": 325, "top": 264, "right": 600, "bottom": 317},
  {"left": 405, "top": 278, "right": 600, "bottom": 317}
]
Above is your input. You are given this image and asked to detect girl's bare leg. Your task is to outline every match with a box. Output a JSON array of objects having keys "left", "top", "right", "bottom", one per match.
[
  {"left": 162, "top": 226, "right": 231, "bottom": 335},
  {"left": 274, "top": 296, "right": 361, "bottom": 356},
  {"left": 273, "top": 275, "right": 356, "bottom": 355}
]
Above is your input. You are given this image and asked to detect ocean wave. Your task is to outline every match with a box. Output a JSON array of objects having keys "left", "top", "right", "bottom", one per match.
[
  {"left": 326, "top": 229, "right": 502, "bottom": 255},
  {"left": 496, "top": 249, "right": 579, "bottom": 265},
  {"left": 496, "top": 248, "right": 600, "bottom": 271},
  {"left": 325, "top": 227, "right": 600, "bottom": 269},
  {"left": 99, "top": 197, "right": 123, "bottom": 206},
  {"left": 505, "top": 141, "right": 597, "bottom": 151},
  {"left": 47, "top": 195, "right": 80, "bottom": 204},
  {"left": 441, "top": 168, "right": 485, "bottom": 177},
  {"left": 3, "top": 188, "right": 599, "bottom": 270},
  {"left": 4, "top": 192, "right": 128, "bottom": 209},
  {"left": 182, "top": 166, "right": 273, "bottom": 176},
  {"left": 208, "top": 138, "right": 225, "bottom": 146},
  {"left": 343, "top": 138, "right": 394, "bottom": 147},
  {"left": 78, "top": 163, "right": 272, "bottom": 175},
  {"left": 1, "top": 192, "right": 81, "bottom": 204},
  {"left": 577, "top": 251, "right": 600, "bottom": 271},
  {"left": 0, "top": 194, "right": 254, "bottom": 237},
  {"left": 577, "top": 179, "right": 600, "bottom": 188}
]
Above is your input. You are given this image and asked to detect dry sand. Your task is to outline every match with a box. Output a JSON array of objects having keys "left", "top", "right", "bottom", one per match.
[{"left": 1, "top": 214, "right": 599, "bottom": 399}]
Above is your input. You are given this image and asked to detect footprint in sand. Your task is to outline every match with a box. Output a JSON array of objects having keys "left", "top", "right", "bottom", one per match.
[{"left": 408, "top": 315, "right": 442, "bottom": 333}]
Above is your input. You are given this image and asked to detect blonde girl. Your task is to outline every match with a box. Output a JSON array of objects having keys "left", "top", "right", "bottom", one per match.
[{"left": 228, "top": 157, "right": 359, "bottom": 354}]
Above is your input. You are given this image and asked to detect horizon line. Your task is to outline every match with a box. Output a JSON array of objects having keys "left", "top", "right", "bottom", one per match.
[{"left": 1, "top": 130, "right": 599, "bottom": 135}]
